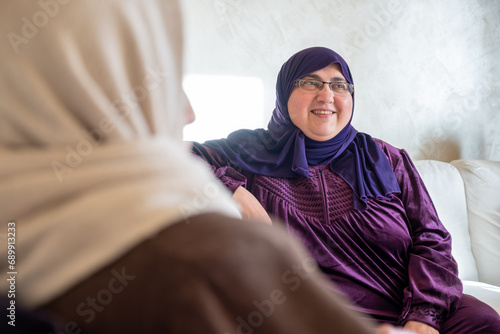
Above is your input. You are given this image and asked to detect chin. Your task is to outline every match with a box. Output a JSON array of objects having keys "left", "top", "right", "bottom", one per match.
[{"left": 308, "top": 134, "right": 337, "bottom": 141}]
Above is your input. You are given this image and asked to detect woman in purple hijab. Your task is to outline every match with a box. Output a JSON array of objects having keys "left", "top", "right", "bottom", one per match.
[{"left": 192, "top": 47, "right": 500, "bottom": 333}]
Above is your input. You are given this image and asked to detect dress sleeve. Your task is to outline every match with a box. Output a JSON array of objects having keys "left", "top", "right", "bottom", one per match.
[
  {"left": 389, "top": 148, "right": 463, "bottom": 331},
  {"left": 191, "top": 142, "right": 247, "bottom": 193}
]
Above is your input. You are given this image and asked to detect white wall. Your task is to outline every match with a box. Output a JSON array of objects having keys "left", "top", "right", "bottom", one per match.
[{"left": 181, "top": 0, "right": 500, "bottom": 162}]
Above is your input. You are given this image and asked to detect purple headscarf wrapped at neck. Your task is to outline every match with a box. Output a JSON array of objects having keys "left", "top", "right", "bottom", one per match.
[{"left": 203, "top": 47, "right": 400, "bottom": 210}]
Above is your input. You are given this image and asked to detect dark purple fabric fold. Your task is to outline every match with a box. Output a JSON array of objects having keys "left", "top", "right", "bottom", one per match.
[{"left": 203, "top": 46, "right": 400, "bottom": 209}]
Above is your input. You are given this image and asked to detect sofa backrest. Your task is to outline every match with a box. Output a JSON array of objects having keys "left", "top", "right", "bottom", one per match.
[
  {"left": 451, "top": 160, "right": 500, "bottom": 286},
  {"left": 414, "top": 160, "right": 479, "bottom": 281}
]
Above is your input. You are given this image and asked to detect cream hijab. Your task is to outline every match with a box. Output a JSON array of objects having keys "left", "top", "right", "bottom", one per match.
[{"left": 0, "top": 0, "right": 239, "bottom": 308}]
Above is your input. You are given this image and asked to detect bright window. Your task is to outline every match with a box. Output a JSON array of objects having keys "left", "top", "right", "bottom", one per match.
[{"left": 183, "top": 75, "right": 265, "bottom": 142}]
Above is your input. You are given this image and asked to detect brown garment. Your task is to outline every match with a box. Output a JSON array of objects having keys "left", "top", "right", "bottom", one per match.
[{"left": 39, "top": 213, "right": 375, "bottom": 333}]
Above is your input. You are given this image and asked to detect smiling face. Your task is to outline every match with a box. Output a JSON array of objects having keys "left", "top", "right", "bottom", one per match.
[{"left": 287, "top": 64, "right": 353, "bottom": 141}]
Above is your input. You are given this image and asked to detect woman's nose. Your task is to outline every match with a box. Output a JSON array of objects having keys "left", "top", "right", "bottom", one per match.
[
  {"left": 316, "top": 84, "right": 334, "bottom": 103},
  {"left": 182, "top": 90, "right": 196, "bottom": 126}
]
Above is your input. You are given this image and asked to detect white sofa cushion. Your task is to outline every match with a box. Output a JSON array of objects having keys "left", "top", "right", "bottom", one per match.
[
  {"left": 414, "top": 160, "right": 479, "bottom": 281},
  {"left": 463, "top": 280, "right": 500, "bottom": 314},
  {"left": 452, "top": 160, "right": 500, "bottom": 286}
]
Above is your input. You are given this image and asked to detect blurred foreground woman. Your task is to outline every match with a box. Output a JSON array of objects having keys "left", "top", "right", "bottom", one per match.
[{"left": 0, "top": 0, "right": 409, "bottom": 333}]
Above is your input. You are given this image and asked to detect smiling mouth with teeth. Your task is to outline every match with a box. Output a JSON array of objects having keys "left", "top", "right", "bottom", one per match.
[{"left": 311, "top": 110, "right": 335, "bottom": 115}]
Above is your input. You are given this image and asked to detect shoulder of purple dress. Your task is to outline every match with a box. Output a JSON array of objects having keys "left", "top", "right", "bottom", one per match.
[
  {"left": 191, "top": 141, "right": 231, "bottom": 168},
  {"left": 371, "top": 137, "right": 417, "bottom": 173},
  {"left": 372, "top": 137, "right": 401, "bottom": 155}
]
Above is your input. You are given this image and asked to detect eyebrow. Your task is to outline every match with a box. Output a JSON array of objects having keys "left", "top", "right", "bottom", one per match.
[{"left": 303, "top": 74, "right": 346, "bottom": 82}]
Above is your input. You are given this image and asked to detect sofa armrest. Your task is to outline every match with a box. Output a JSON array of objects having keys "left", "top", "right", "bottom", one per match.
[
  {"left": 414, "top": 160, "right": 478, "bottom": 281},
  {"left": 463, "top": 281, "right": 500, "bottom": 315},
  {"left": 452, "top": 160, "right": 500, "bottom": 286}
]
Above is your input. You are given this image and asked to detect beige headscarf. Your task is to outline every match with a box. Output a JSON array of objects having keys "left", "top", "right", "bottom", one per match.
[{"left": 0, "top": 0, "right": 239, "bottom": 308}]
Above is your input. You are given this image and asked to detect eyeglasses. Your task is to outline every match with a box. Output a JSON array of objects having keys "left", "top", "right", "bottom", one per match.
[{"left": 295, "top": 79, "right": 354, "bottom": 96}]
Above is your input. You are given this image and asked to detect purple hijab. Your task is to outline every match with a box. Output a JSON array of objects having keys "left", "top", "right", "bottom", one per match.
[{"left": 203, "top": 47, "right": 400, "bottom": 210}]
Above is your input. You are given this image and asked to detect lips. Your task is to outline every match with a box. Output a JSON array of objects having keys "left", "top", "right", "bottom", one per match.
[{"left": 311, "top": 110, "right": 335, "bottom": 115}]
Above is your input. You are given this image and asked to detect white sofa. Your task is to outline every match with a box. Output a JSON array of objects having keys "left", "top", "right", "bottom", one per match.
[{"left": 414, "top": 159, "right": 500, "bottom": 314}]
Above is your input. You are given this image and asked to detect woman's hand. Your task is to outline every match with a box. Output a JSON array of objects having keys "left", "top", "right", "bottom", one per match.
[
  {"left": 376, "top": 324, "right": 417, "bottom": 333},
  {"left": 403, "top": 321, "right": 439, "bottom": 334},
  {"left": 233, "top": 186, "right": 272, "bottom": 224}
]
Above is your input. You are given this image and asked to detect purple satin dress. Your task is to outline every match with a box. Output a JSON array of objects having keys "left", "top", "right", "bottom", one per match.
[{"left": 192, "top": 139, "right": 500, "bottom": 333}]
